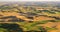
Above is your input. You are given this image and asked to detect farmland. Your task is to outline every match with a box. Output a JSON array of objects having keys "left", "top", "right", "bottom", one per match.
[{"left": 0, "top": 1, "right": 60, "bottom": 32}]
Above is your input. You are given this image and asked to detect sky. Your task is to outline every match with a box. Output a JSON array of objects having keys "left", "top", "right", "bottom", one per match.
[{"left": 0, "top": 0, "right": 60, "bottom": 2}]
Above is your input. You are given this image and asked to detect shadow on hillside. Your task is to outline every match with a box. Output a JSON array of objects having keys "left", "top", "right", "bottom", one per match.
[
  {"left": 0, "top": 16, "right": 25, "bottom": 22},
  {"left": 0, "top": 23, "right": 23, "bottom": 32}
]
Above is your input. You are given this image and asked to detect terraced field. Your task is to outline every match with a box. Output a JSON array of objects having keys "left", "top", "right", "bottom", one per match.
[{"left": 0, "top": 1, "right": 60, "bottom": 32}]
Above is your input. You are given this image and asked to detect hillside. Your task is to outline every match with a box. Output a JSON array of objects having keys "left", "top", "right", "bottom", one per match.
[{"left": 0, "top": 1, "right": 60, "bottom": 32}]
